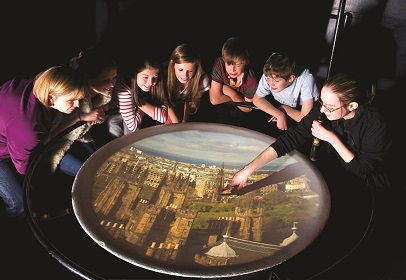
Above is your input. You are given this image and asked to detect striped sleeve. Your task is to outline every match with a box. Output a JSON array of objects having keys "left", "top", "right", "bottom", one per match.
[
  {"left": 153, "top": 104, "right": 168, "bottom": 123},
  {"left": 116, "top": 88, "right": 143, "bottom": 132}
]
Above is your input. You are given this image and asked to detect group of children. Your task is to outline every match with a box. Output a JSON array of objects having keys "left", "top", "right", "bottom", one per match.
[{"left": 0, "top": 36, "right": 393, "bottom": 220}]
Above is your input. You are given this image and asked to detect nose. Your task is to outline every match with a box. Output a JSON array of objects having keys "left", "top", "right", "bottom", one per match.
[
  {"left": 146, "top": 79, "right": 153, "bottom": 86},
  {"left": 108, "top": 79, "right": 116, "bottom": 86}
]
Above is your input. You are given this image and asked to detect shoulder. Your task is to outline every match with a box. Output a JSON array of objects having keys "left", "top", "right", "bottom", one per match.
[
  {"left": 200, "top": 73, "right": 210, "bottom": 90},
  {"left": 244, "top": 67, "right": 258, "bottom": 85},
  {"left": 296, "top": 68, "right": 315, "bottom": 82},
  {"left": 365, "top": 107, "right": 387, "bottom": 124},
  {"left": 114, "top": 80, "right": 131, "bottom": 94},
  {"left": 356, "top": 108, "right": 388, "bottom": 134},
  {"left": 1, "top": 77, "right": 34, "bottom": 92}
]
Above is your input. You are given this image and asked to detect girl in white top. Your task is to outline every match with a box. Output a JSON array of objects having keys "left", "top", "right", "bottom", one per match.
[{"left": 253, "top": 52, "right": 320, "bottom": 131}]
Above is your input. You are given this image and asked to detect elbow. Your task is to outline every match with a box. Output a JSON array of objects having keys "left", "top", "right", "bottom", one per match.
[
  {"left": 209, "top": 93, "right": 220, "bottom": 105},
  {"left": 252, "top": 94, "right": 261, "bottom": 107}
]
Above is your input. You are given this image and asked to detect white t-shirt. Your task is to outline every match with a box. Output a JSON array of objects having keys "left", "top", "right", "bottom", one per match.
[{"left": 256, "top": 68, "right": 319, "bottom": 108}]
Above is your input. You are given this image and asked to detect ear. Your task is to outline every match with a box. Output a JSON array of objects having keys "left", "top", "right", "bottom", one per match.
[
  {"left": 48, "top": 93, "right": 56, "bottom": 106},
  {"left": 348, "top": 101, "right": 358, "bottom": 111},
  {"left": 288, "top": 74, "right": 296, "bottom": 83}
]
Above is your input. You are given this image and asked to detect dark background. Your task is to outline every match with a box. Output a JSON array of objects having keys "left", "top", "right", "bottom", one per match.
[{"left": 1, "top": 0, "right": 405, "bottom": 279}]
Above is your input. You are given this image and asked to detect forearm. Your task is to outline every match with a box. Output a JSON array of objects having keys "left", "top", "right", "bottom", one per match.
[
  {"left": 223, "top": 86, "right": 252, "bottom": 112},
  {"left": 245, "top": 146, "right": 279, "bottom": 174},
  {"left": 280, "top": 105, "right": 301, "bottom": 122},
  {"left": 329, "top": 134, "right": 355, "bottom": 163},
  {"left": 139, "top": 102, "right": 168, "bottom": 123},
  {"left": 254, "top": 96, "right": 283, "bottom": 118},
  {"left": 209, "top": 89, "right": 232, "bottom": 105},
  {"left": 168, "top": 107, "right": 179, "bottom": 123}
]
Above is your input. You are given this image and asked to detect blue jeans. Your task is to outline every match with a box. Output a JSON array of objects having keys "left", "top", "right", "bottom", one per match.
[
  {"left": 59, "top": 141, "right": 95, "bottom": 177},
  {"left": 0, "top": 158, "right": 25, "bottom": 218}
]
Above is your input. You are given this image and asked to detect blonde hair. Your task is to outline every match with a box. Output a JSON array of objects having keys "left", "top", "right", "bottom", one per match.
[
  {"left": 167, "top": 43, "right": 204, "bottom": 112},
  {"left": 33, "top": 65, "right": 86, "bottom": 107}
]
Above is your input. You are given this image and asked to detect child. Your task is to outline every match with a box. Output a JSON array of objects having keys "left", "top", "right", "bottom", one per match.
[
  {"left": 253, "top": 51, "right": 320, "bottom": 132},
  {"left": 114, "top": 56, "right": 168, "bottom": 134},
  {"left": 0, "top": 65, "right": 86, "bottom": 218},
  {"left": 209, "top": 37, "right": 258, "bottom": 128},
  {"left": 67, "top": 44, "right": 119, "bottom": 148},
  {"left": 165, "top": 43, "right": 210, "bottom": 123}
]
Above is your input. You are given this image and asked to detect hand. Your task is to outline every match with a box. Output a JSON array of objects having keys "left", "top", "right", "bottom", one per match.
[
  {"left": 311, "top": 120, "right": 333, "bottom": 142},
  {"left": 268, "top": 112, "right": 288, "bottom": 130},
  {"left": 222, "top": 166, "right": 250, "bottom": 191},
  {"left": 83, "top": 108, "right": 106, "bottom": 125}
]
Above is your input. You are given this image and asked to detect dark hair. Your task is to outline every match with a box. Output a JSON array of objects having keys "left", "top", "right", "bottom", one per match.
[
  {"left": 118, "top": 55, "right": 165, "bottom": 108},
  {"left": 70, "top": 44, "right": 117, "bottom": 80},
  {"left": 263, "top": 52, "right": 298, "bottom": 80}
]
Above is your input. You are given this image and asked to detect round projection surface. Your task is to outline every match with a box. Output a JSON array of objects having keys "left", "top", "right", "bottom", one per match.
[{"left": 72, "top": 122, "right": 330, "bottom": 278}]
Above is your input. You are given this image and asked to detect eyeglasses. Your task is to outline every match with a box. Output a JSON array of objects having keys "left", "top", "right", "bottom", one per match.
[
  {"left": 264, "top": 76, "right": 281, "bottom": 83},
  {"left": 318, "top": 100, "right": 348, "bottom": 113}
]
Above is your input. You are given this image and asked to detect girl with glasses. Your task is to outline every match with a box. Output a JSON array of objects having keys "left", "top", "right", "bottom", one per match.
[{"left": 225, "top": 72, "right": 391, "bottom": 191}]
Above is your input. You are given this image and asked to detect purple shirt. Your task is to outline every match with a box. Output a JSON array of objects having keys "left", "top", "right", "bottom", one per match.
[{"left": 0, "top": 77, "right": 52, "bottom": 175}]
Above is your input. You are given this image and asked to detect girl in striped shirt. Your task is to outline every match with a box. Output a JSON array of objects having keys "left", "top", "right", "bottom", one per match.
[{"left": 113, "top": 56, "right": 168, "bottom": 134}]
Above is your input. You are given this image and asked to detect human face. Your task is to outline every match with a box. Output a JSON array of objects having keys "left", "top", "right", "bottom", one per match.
[
  {"left": 87, "top": 67, "right": 117, "bottom": 97},
  {"left": 50, "top": 91, "right": 81, "bottom": 114},
  {"left": 319, "top": 86, "right": 353, "bottom": 120},
  {"left": 225, "top": 61, "right": 245, "bottom": 79},
  {"left": 136, "top": 68, "right": 159, "bottom": 92},
  {"left": 174, "top": 62, "right": 195, "bottom": 85},
  {"left": 265, "top": 74, "right": 292, "bottom": 93}
]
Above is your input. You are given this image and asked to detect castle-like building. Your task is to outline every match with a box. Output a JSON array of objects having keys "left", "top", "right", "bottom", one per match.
[{"left": 91, "top": 147, "right": 306, "bottom": 267}]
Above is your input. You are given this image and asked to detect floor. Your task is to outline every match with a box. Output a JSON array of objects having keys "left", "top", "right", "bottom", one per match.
[{"left": 2, "top": 93, "right": 406, "bottom": 280}]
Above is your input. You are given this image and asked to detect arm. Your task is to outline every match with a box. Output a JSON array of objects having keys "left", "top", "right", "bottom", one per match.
[
  {"left": 209, "top": 80, "right": 251, "bottom": 112},
  {"left": 224, "top": 146, "right": 279, "bottom": 191},
  {"left": 117, "top": 89, "right": 142, "bottom": 132},
  {"left": 280, "top": 98, "right": 314, "bottom": 123},
  {"left": 253, "top": 93, "right": 288, "bottom": 130},
  {"left": 209, "top": 80, "right": 232, "bottom": 105},
  {"left": 49, "top": 107, "right": 105, "bottom": 139},
  {"left": 222, "top": 85, "right": 252, "bottom": 112},
  {"left": 8, "top": 121, "right": 42, "bottom": 175},
  {"left": 139, "top": 99, "right": 168, "bottom": 124},
  {"left": 168, "top": 106, "right": 179, "bottom": 123},
  {"left": 312, "top": 120, "right": 355, "bottom": 163}
]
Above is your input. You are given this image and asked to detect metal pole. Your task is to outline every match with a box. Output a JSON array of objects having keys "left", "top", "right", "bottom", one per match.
[{"left": 327, "top": 0, "right": 347, "bottom": 80}]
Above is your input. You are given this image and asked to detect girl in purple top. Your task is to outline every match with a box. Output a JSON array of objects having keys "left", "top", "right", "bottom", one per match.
[{"left": 0, "top": 65, "right": 86, "bottom": 219}]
